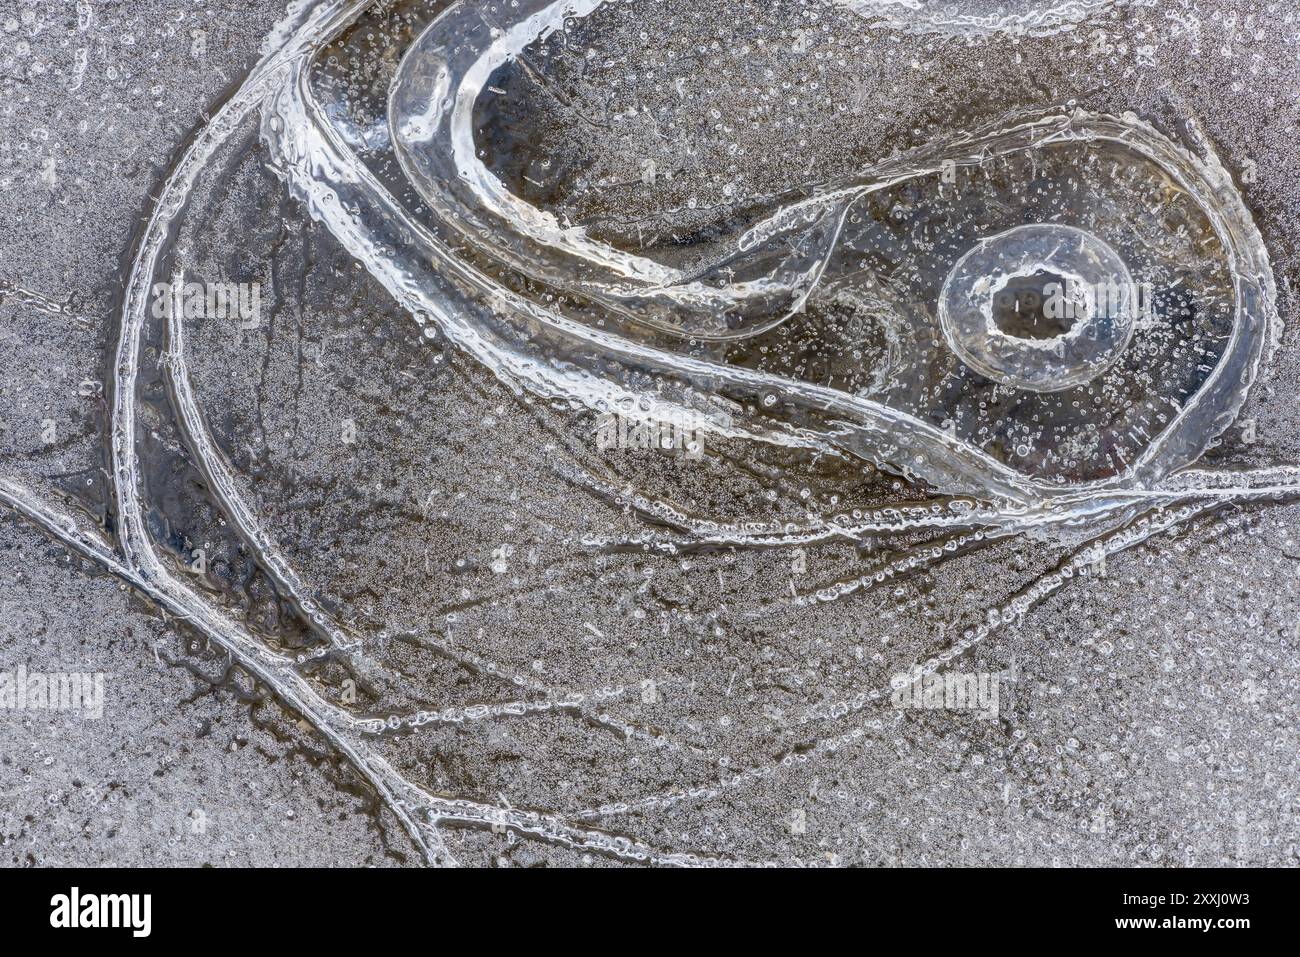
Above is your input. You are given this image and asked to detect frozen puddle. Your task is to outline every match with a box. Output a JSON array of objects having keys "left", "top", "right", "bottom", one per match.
[{"left": 1, "top": 0, "right": 1296, "bottom": 866}]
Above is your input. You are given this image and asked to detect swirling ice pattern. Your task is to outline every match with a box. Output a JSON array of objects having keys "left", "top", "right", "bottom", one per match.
[{"left": 0, "top": 0, "right": 1293, "bottom": 866}]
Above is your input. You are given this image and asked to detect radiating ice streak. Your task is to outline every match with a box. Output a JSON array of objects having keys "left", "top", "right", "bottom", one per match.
[
  {"left": 776, "top": 473, "right": 1300, "bottom": 613},
  {"left": 574, "top": 457, "right": 1300, "bottom": 557},
  {"left": 167, "top": 240, "right": 718, "bottom": 797},
  {"left": 573, "top": 496, "right": 1225, "bottom": 821},
  {"left": 1158, "top": 465, "right": 1300, "bottom": 493},
  {"left": 396, "top": 628, "right": 711, "bottom": 758},
  {"left": 108, "top": 25, "right": 698, "bottom": 862},
  {"left": 350, "top": 687, "right": 627, "bottom": 734},
  {"left": 557, "top": 455, "right": 1030, "bottom": 548},
  {"left": 574, "top": 723, "right": 875, "bottom": 822},
  {"left": 1, "top": 470, "right": 722, "bottom": 861},
  {"left": 883, "top": 500, "right": 1221, "bottom": 691},
  {"left": 104, "top": 0, "right": 464, "bottom": 867},
  {"left": 800, "top": 498, "right": 1226, "bottom": 725},
  {"left": 410, "top": 780, "right": 757, "bottom": 866},
  {"left": 779, "top": 527, "right": 1012, "bottom": 611},
  {"left": 163, "top": 271, "right": 362, "bottom": 657}
]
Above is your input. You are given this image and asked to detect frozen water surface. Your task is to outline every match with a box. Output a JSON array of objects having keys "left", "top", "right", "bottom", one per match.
[{"left": 1, "top": 0, "right": 1299, "bottom": 867}]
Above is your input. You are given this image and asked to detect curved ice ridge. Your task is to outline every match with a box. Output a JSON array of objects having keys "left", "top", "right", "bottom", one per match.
[
  {"left": 387, "top": 1, "right": 1122, "bottom": 339},
  {"left": 274, "top": 0, "right": 1278, "bottom": 504},
  {"left": 389, "top": 0, "right": 847, "bottom": 339},
  {"left": 96, "top": 0, "right": 740, "bottom": 868}
]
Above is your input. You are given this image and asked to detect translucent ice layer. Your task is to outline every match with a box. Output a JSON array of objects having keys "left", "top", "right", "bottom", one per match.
[
  {"left": 267, "top": 0, "right": 1276, "bottom": 500},
  {"left": 2, "top": 0, "right": 1290, "bottom": 868}
]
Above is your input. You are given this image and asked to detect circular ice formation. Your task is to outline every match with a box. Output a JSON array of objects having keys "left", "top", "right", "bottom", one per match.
[
  {"left": 266, "top": 0, "right": 1277, "bottom": 497},
  {"left": 938, "top": 224, "right": 1138, "bottom": 392}
]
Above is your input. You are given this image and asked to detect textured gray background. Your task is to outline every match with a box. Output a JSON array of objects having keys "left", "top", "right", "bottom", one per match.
[
  {"left": 1, "top": 0, "right": 1297, "bottom": 867},
  {"left": 1, "top": 0, "right": 415, "bottom": 866}
]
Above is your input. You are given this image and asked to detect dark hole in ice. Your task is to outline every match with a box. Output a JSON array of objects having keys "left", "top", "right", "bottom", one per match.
[{"left": 991, "top": 270, "right": 1078, "bottom": 341}]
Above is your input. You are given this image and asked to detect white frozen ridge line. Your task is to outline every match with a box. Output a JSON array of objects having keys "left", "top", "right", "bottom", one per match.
[{"left": 838, "top": 0, "right": 1119, "bottom": 38}]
